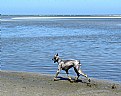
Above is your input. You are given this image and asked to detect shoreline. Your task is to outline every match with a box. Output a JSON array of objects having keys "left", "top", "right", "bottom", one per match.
[{"left": 1, "top": 71, "right": 121, "bottom": 96}]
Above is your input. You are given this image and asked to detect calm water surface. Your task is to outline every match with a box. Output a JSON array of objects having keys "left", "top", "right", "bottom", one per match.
[{"left": 1, "top": 16, "right": 121, "bottom": 82}]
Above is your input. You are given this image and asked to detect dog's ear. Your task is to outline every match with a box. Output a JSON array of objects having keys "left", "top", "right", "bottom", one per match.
[{"left": 56, "top": 53, "right": 58, "bottom": 56}]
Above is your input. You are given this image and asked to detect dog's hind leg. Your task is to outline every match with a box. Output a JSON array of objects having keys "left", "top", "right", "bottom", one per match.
[
  {"left": 78, "top": 70, "right": 90, "bottom": 82},
  {"left": 78, "top": 70, "right": 87, "bottom": 78},
  {"left": 74, "top": 67, "right": 80, "bottom": 81}
]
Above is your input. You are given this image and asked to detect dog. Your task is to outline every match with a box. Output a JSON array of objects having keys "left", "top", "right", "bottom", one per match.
[{"left": 52, "top": 53, "right": 90, "bottom": 82}]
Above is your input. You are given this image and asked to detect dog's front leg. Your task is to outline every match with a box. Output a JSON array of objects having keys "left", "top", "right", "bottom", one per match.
[
  {"left": 66, "top": 70, "right": 72, "bottom": 81},
  {"left": 54, "top": 71, "right": 60, "bottom": 81},
  {"left": 54, "top": 65, "right": 61, "bottom": 81}
]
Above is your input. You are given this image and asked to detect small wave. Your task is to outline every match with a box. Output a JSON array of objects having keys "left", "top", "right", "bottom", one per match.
[
  {"left": 12, "top": 17, "right": 50, "bottom": 20},
  {"left": 117, "top": 24, "right": 121, "bottom": 26},
  {"left": 1, "top": 18, "right": 11, "bottom": 21}
]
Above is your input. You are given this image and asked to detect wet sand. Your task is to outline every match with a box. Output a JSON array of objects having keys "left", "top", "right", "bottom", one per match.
[{"left": 0, "top": 71, "right": 121, "bottom": 96}]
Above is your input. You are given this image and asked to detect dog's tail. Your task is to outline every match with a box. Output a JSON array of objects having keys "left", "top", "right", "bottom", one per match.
[{"left": 78, "top": 60, "right": 81, "bottom": 66}]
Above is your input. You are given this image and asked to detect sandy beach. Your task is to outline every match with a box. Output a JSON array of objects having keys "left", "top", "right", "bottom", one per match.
[{"left": 0, "top": 71, "right": 121, "bottom": 96}]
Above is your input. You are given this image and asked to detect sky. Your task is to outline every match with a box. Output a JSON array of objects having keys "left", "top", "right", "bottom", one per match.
[{"left": 0, "top": 0, "right": 121, "bottom": 15}]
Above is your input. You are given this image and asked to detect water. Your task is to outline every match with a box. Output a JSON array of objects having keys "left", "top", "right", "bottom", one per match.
[{"left": 1, "top": 16, "right": 121, "bottom": 82}]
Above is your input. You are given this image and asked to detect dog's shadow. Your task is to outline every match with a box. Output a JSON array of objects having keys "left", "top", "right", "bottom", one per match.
[
  {"left": 54, "top": 76, "right": 93, "bottom": 88},
  {"left": 54, "top": 76, "right": 92, "bottom": 87},
  {"left": 55, "top": 76, "right": 83, "bottom": 83}
]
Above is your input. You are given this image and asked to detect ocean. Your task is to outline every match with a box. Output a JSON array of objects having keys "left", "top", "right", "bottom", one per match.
[{"left": 1, "top": 16, "right": 121, "bottom": 82}]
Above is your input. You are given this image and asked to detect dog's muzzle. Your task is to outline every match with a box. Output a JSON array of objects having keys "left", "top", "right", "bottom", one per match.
[{"left": 52, "top": 59, "right": 56, "bottom": 63}]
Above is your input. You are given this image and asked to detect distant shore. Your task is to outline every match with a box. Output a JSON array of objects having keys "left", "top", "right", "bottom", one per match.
[
  {"left": 1, "top": 71, "right": 121, "bottom": 96},
  {"left": 11, "top": 15, "right": 121, "bottom": 19},
  {"left": 1, "top": 15, "right": 121, "bottom": 19}
]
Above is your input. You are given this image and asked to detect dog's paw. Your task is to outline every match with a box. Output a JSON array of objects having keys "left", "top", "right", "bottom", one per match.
[
  {"left": 54, "top": 78, "right": 58, "bottom": 81},
  {"left": 74, "top": 77, "right": 79, "bottom": 82},
  {"left": 74, "top": 77, "right": 78, "bottom": 80},
  {"left": 85, "top": 74, "right": 88, "bottom": 78},
  {"left": 69, "top": 80, "right": 74, "bottom": 83},
  {"left": 68, "top": 76, "right": 72, "bottom": 80}
]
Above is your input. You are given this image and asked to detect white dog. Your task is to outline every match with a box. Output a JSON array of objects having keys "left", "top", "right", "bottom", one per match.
[{"left": 52, "top": 53, "right": 90, "bottom": 82}]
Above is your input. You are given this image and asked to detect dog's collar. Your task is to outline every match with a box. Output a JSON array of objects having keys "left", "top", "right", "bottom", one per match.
[{"left": 57, "top": 58, "right": 62, "bottom": 63}]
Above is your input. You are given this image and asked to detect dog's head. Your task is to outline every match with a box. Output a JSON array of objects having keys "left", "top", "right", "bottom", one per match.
[{"left": 52, "top": 53, "right": 59, "bottom": 63}]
